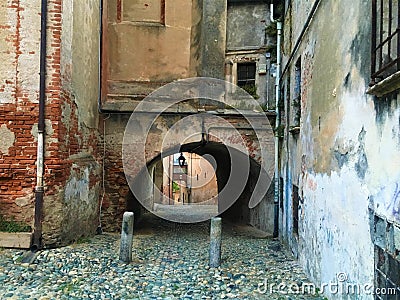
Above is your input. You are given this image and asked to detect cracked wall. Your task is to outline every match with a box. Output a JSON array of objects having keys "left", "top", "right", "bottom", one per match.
[
  {"left": 280, "top": 1, "right": 400, "bottom": 298},
  {"left": 0, "top": 0, "right": 101, "bottom": 247},
  {"left": 0, "top": 0, "right": 42, "bottom": 227},
  {"left": 40, "top": 0, "right": 102, "bottom": 247}
]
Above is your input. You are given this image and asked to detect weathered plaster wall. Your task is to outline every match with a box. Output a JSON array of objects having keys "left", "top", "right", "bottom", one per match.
[
  {"left": 200, "top": 0, "right": 226, "bottom": 79},
  {"left": 189, "top": 155, "right": 218, "bottom": 204},
  {"left": 226, "top": 2, "right": 269, "bottom": 51},
  {"left": 225, "top": 2, "right": 275, "bottom": 108},
  {"left": 103, "top": 0, "right": 204, "bottom": 110},
  {"left": 0, "top": 0, "right": 101, "bottom": 247},
  {"left": 42, "top": 156, "right": 101, "bottom": 246},
  {"left": 101, "top": 115, "right": 129, "bottom": 232},
  {"left": 280, "top": 1, "right": 400, "bottom": 298},
  {"left": 107, "top": 10, "right": 193, "bottom": 81},
  {"left": 0, "top": 0, "right": 41, "bottom": 226},
  {"left": 41, "top": 0, "right": 102, "bottom": 246}
]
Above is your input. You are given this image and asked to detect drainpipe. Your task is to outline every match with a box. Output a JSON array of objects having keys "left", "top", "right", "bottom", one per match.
[
  {"left": 32, "top": 0, "right": 48, "bottom": 251},
  {"left": 280, "top": 0, "right": 321, "bottom": 81},
  {"left": 265, "top": 53, "right": 271, "bottom": 110},
  {"left": 270, "top": 3, "right": 282, "bottom": 238},
  {"left": 98, "top": 0, "right": 105, "bottom": 114}
]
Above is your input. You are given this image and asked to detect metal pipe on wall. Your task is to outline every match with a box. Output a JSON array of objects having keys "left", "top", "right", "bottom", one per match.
[
  {"left": 32, "top": 0, "right": 48, "bottom": 251},
  {"left": 280, "top": 0, "right": 321, "bottom": 82},
  {"left": 270, "top": 3, "right": 282, "bottom": 238}
]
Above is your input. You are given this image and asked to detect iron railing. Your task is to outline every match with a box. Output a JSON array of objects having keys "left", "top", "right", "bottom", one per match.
[{"left": 371, "top": 0, "right": 400, "bottom": 84}]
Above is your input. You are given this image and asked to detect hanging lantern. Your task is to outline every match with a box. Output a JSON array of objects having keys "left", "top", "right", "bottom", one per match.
[{"left": 178, "top": 152, "right": 186, "bottom": 167}]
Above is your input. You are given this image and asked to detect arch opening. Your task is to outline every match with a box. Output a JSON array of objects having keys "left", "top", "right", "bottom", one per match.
[{"left": 127, "top": 141, "right": 274, "bottom": 233}]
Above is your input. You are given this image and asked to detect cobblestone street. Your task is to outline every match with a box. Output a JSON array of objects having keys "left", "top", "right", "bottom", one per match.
[{"left": 0, "top": 214, "right": 325, "bottom": 300}]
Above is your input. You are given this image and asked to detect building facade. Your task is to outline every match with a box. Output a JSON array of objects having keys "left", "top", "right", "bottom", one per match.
[
  {"left": 280, "top": 1, "right": 400, "bottom": 298},
  {"left": 100, "top": 0, "right": 277, "bottom": 232},
  {"left": 0, "top": 0, "right": 277, "bottom": 246},
  {"left": 2, "top": 0, "right": 400, "bottom": 298},
  {"left": 0, "top": 0, "right": 102, "bottom": 247}
]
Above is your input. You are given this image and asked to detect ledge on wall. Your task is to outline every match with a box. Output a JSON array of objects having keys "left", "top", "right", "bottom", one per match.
[
  {"left": 0, "top": 232, "right": 32, "bottom": 249},
  {"left": 289, "top": 126, "right": 300, "bottom": 135},
  {"left": 367, "top": 71, "right": 400, "bottom": 97}
]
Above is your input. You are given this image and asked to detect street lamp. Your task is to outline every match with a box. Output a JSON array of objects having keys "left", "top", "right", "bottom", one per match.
[{"left": 178, "top": 152, "right": 186, "bottom": 167}]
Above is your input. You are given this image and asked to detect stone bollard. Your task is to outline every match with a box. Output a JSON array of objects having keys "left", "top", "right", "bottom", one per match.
[
  {"left": 209, "top": 217, "right": 222, "bottom": 268},
  {"left": 119, "top": 212, "right": 134, "bottom": 263}
]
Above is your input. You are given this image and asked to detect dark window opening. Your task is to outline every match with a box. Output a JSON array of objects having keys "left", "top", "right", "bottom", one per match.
[
  {"left": 371, "top": 0, "right": 400, "bottom": 84},
  {"left": 293, "top": 58, "right": 301, "bottom": 127},
  {"left": 279, "top": 177, "right": 284, "bottom": 212},
  {"left": 283, "top": 76, "right": 290, "bottom": 131},
  {"left": 292, "top": 185, "right": 299, "bottom": 236},
  {"left": 373, "top": 216, "right": 400, "bottom": 299},
  {"left": 375, "top": 245, "right": 400, "bottom": 299},
  {"left": 237, "top": 62, "right": 256, "bottom": 88}
]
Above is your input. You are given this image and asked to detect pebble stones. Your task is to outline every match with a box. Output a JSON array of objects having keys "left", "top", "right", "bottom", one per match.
[{"left": 0, "top": 216, "right": 324, "bottom": 299}]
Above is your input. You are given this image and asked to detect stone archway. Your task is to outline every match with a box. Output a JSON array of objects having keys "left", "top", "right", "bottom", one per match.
[{"left": 126, "top": 136, "right": 274, "bottom": 232}]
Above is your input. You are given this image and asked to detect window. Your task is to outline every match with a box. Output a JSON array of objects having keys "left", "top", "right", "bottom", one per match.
[
  {"left": 371, "top": 0, "right": 400, "bottom": 84},
  {"left": 373, "top": 216, "right": 400, "bottom": 299},
  {"left": 293, "top": 58, "right": 301, "bottom": 127},
  {"left": 237, "top": 63, "right": 256, "bottom": 88},
  {"left": 292, "top": 185, "right": 299, "bottom": 236},
  {"left": 375, "top": 246, "right": 400, "bottom": 299},
  {"left": 280, "top": 177, "right": 284, "bottom": 212},
  {"left": 289, "top": 58, "right": 301, "bottom": 134}
]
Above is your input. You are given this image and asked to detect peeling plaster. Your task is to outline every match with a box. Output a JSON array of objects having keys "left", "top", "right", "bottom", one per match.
[
  {"left": 299, "top": 169, "right": 374, "bottom": 293},
  {"left": 0, "top": 124, "right": 15, "bottom": 155},
  {"left": 355, "top": 127, "right": 368, "bottom": 180},
  {"left": 15, "top": 195, "right": 32, "bottom": 208},
  {"left": 64, "top": 167, "right": 90, "bottom": 204},
  {"left": 31, "top": 119, "right": 55, "bottom": 141},
  {"left": 281, "top": 1, "right": 384, "bottom": 298}
]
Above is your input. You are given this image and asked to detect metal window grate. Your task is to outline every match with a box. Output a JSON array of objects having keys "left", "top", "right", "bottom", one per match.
[
  {"left": 374, "top": 245, "right": 400, "bottom": 299},
  {"left": 371, "top": 0, "right": 400, "bottom": 84}
]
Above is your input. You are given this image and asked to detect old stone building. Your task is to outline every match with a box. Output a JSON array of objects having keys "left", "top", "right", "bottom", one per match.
[
  {"left": 2, "top": 0, "right": 399, "bottom": 298},
  {"left": 0, "top": 0, "right": 102, "bottom": 248},
  {"left": 280, "top": 0, "right": 400, "bottom": 298},
  {"left": 99, "top": 0, "right": 277, "bottom": 231},
  {"left": 0, "top": 0, "right": 277, "bottom": 247}
]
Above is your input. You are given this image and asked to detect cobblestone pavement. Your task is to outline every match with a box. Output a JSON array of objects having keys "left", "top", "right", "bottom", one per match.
[{"left": 0, "top": 214, "right": 326, "bottom": 300}]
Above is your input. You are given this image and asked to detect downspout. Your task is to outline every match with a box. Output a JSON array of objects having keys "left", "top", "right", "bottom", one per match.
[
  {"left": 98, "top": 0, "right": 105, "bottom": 114},
  {"left": 280, "top": 0, "right": 321, "bottom": 81},
  {"left": 270, "top": 3, "right": 282, "bottom": 238},
  {"left": 32, "top": 0, "right": 48, "bottom": 251}
]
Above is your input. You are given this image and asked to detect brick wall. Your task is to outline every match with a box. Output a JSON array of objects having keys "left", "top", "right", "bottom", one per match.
[
  {"left": 0, "top": 0, "right": 42, "bottom": 226},
  {"left": 0, "top": 0, "right": 102, "bottom": 247}
]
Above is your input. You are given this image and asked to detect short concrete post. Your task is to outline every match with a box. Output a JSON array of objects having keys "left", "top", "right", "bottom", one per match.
[
  {"left": 119, "top": 212, "right": 134, "bottom": 263},
  {"left": 209, "top": 217, "right": 222, "bottom": 268}
]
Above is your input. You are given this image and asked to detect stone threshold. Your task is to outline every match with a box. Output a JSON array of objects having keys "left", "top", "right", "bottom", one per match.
[{"left": 0, "top": 232, "right": 31, "bottom": 249}]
